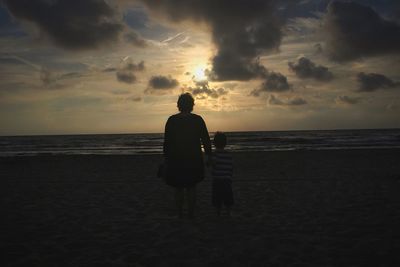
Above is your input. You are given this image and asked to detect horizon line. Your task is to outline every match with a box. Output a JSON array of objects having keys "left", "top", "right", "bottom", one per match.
[{"left": 1, "top": 127, "right": 399, "bottom": 138}]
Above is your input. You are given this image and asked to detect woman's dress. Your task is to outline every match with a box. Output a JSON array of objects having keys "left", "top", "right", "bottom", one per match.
[{"left": 163, "top": 113, "right": 211, "bottom": 188}]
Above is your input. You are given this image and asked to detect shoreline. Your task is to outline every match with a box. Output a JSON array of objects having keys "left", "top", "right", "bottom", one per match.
[{"left": 2, "top": 146, "right": 400, "bottom": 157}]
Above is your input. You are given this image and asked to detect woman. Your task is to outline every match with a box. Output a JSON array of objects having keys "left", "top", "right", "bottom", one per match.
[{"left": 163, "top": 93, "right": 212, "bottom": 219}]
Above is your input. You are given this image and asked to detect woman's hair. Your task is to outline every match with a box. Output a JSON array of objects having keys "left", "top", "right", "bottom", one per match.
[
  {"left": 213, "top": 132, "right": 227, "bottom": 148},
  {"left": 177, "top": 93, "right": 195, "bottom": 112}
]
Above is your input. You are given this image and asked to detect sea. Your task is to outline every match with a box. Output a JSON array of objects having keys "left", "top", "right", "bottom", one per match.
[{"left": 1, "top": 129, "right": 400, "bottom": 157}]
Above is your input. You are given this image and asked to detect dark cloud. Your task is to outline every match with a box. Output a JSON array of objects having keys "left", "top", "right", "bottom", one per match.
[
  {"left": 188, "top": 80, "right": 228, "bottom": 99},
  {"left": 357, "top": 72, "right": 399, "bottom": 92},
  {"left": 116, "top": 60, "right": 145, "bottom": 84},
  {"left": 122, "top": 60, "right": 145, "bottom": 72},
  {"left": 268, "top": 94, "right": 307, "bottom": 106},
  {"left": 116, "top": 72, "right": 136, "bottom": 84},
  {"left": 325, "top": 1, "right": 400, "bottom": 61},
  {"left": 250, "top": 72, "right": 291, "bottom": 96},
  {"left": 140, "top": 0, "right": 284, "bottom": 81},
  {"left": 336, "top": 95, "right": 361, "bottom": 105},
  {"left": 126, "top": 96, "right": 142, "bottom": 102},
  {"left": 148, "top": 75, "right": 179, "bottom": 89},
  {"left": 3, "top": 0, "right": 124, "bottom": 50},
  {"left": 288, "top": 57, "right": 333, "bottom": 81},
  {"left": 262, "top": 72, "right": 291, "bottom": 92},
  {"left": 103, "top": 67, "right": 117, "bottom": 72},
  {"left": 206, "top": 55, "right": 268, "bottom": 81},
  {"left": 123, "top": 31, "right": 147, "bottom": 47},
  {"left": 288, "top": 97, "right": 307, "bottom": 106}
]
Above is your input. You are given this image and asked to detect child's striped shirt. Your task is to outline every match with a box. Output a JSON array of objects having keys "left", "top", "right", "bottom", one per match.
[{"left": 212, "top": 150, "right": 233, "bottom": 180}]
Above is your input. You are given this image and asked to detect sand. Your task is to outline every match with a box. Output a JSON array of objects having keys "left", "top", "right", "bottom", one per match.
[{"left": 2, "top": 149, "right": 400, "bottom": 266}]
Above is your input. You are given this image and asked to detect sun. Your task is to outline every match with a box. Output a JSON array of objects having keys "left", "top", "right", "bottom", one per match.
[{"left": 193, "top": 65, "right": 207, "bottom": 81}]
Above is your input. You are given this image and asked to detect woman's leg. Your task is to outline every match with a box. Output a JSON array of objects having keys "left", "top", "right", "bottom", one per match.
[
  {"left": 175, "top": 188, "right": 184, "bottom": 218},
  {"left": 186, "top": 186, "right": 196, "bottom": 218}
]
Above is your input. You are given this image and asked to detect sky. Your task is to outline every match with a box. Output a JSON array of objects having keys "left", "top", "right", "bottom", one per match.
[{"left": 0, "top": 0, "right": 399, "bottom": 135}]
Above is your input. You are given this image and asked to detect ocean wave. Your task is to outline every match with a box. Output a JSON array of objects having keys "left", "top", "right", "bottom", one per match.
[{"left": 1, "top": 129, "right": 399, "bottom": 156}]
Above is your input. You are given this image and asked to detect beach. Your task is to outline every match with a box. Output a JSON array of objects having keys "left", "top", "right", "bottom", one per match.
[{"left": 2, "top": 149, "right": 400, "bottom": 266}]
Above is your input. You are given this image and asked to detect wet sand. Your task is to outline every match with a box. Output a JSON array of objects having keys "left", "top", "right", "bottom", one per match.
[{"left": 2, "top": 149, "right": 400, "bottom": 266}]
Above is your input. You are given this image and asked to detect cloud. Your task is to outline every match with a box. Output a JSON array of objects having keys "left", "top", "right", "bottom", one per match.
[
  {"left": 206, "top": 55, "right": 268, "bottom": 81},
  {"left": 187, "top": 80, "right": 228, "bottom": 99},
  {"left": 325, "top": 1, "right": 400, "bottom": 61},
  {"left": 40, "top": 67, "right": 53, "bottom": 86},
  {"left": 116, "top": 60, "right": 145, "bottom": 84},
  {"left": 3, "top": 0, "right": 124, "bottom": 50},
  {"left": 285, "top": 16, "right": 323, "bottom": 42},
  {"left": 123, "top": 31, "right": 147, "bottom": 47},
  {"left": 288, "top": 57, "right": 333, "bottom": 81},
  {"left": 268, "top": 94, "right": 307, "bottom": 106},
  {"left": 116, "top": 72, "right": 136, "bottom": 84},
  {"left": 288, "top": 97, "right": 307, "bottom": 106},
  {"left": 121, "top": 60, "right": 145, "bottom": 72},
  {"left": 144, "top": 75, "right": 179, "bottom": 95},
  {"left": 314, "top": 43, "right": 323, "bottom": 54},
  {"left": 161, "top": 32, "right": 184, "bottom": 43},
  {"left": 59, "top": 72, "right": 82, "bottom": 80},
  {"left": 268, "top": 94, "right": 284, "bottom": 105},
  {"left": 126, "top": 96, "right": 142, "bottom": 102},
  {"left": 140, "top": 0, "right": 284, "bottom": 81},
  {"left": 262, "top": 72, "right": 291, "bottom": 92},
  {"left": 335, "top": 95, "right": 361, "bottom": 105},
  {"left": 148, "top": 75, "right": 179, "bottom": 89},
  {"left": 357, "top": 72, "right": 399, "bottom": 92},
  {"left": 250, "top": 72, "right": 291, "bottom": 96},
  {"left": 103, "top": 67, "right": 117, "bottom": 73},
  {"left": 40, "top": 67, "right": 83, "bottom": 88}
]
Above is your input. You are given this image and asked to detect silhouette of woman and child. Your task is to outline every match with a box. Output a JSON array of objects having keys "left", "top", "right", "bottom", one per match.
[{"left": 163, "top": 93, "right": 233, "bottom": 219}]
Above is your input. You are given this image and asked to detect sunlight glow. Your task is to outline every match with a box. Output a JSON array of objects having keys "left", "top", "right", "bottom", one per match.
[{"left": 193, "top": 65, "right": 207, "bottom": 81}]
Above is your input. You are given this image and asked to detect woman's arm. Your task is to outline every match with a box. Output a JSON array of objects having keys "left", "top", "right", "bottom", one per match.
[
  {"left": 163, "top": 117, "right": 172, "bottom": 159},
  {"left": 199, "top": 116, "right": 212, "bottom": 156}
]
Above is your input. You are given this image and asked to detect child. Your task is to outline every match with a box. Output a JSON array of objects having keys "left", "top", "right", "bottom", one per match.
[{"left": 212, "top": 132, "right": 234, "bottom": 216}]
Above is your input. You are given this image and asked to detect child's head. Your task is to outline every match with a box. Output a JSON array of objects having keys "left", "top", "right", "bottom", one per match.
[{"left": 213, "top": 132, "right": 227, "bottom": 149}]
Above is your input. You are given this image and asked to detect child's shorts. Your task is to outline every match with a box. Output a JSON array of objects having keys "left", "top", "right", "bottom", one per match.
[{"left": 212, "top": 179, "right": 234, "bottom": 207}]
